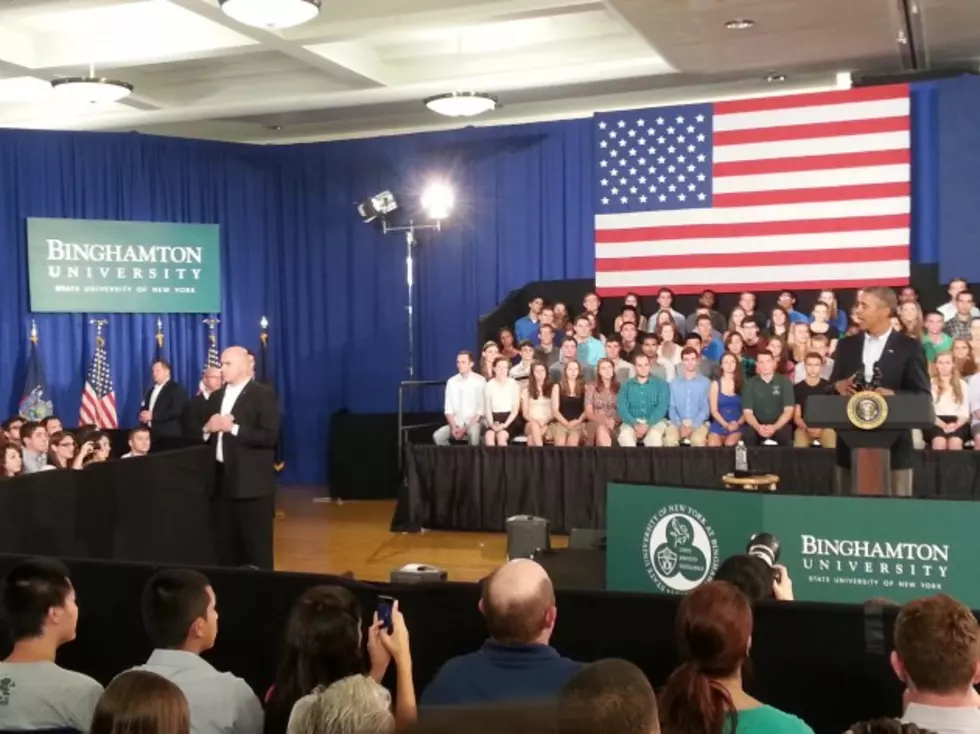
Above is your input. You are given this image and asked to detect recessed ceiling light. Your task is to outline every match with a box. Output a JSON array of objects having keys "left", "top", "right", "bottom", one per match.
[
  {"left": 50, "top": 77, "right": 133, "bottom": 104},
  {"left": 725, "top": 19, "right": 755, "bottom": 29},
  {"left": 766, "top": 73, "right": 786, "bottom": 83},
  {"left": 424, "top": 92, "right": 498, "bottom": 118},
  {"left": 219, "top": 0, "right": 321, "bottom": 29}
]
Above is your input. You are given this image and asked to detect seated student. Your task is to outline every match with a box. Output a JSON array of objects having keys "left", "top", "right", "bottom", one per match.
[
  {"left": 514, "top": 296, "right": 544, "bottom": 345},
  {"left": 521, "top": 362, "right": 554, "bottom": 447},
  {"left": 558, "top": 659, "right": 659, "bottom": 734},
  {"left": 639, "top": 333, "right": 674, "bottom": 382},
  {"left": 498, "top": 328, "right": 520, "bottom": 364},
  {"left": 571, "top": 315, "right": 604, "bottom": 367},
  {"left": 707, "top": 353, "right": 744, "bottom": 447},
  {"left": 3, "top": 416, "right": 26, "bottom": 447},
  {"left": 508, "top": 341, "right": 536, "bottom": 382},
  {"left": 603, "top": 335, "right": 635, "bottom": 384},
  {"left": 47, "top": 431, "right": 78, "bottom": 469},
  {"left": 617, "top": 354, "right": 670, "bottom": 447},
  {"left": 741, "top": 351, "right": 795, "bottom": 447},
  {"left": 618, "top": 321, "right": 642, "bottom": 363},
  {"left": 793, "top": 352, "right": 836, "bottom": 448},
  {"left": 550, "top": 360, "right": 586, "bottom": 447},
  {"left": 613, "top": 304, "right": 645, "bottom": 334},
  {"left": 664, "top": 347, "right": 710, "bottom": 447},
  {"left": 776, "top": 289, "right": 810, "bottom": 325},
  {"left": 3, "top": 441, "right": 23, "bottom": 477},
  {"left": 123, "top": 427, "right": 151, "bottom": 458},
  {"left": 533, "top": 324, "right": 560, "bottom": 369},
  {"left": 921, "top": 311, "right": 953, "bottom": 363},
  {"left": 484, "top": 357, "right": 521, "bottom": 446},
  {"left": 20, "top": 421, "right": 49, "bottom": 473},
  {"left": 0, "top": 558, "right": 104, "bottom": 733},
  {"left": 808, "top": 301, "right": 840, "bottom": 354},
  {"left": 433, "top": 351, "right": 485, "bottom": 446},
  {"left": 585, "top": 358, "right": 620, "bottom": 447},
  {"left": 133, "top": 569, "right": 264, "bottom": 734},
  {"left": 91, "top": 670, "right": 190, "bottom": 734},
  {"left": 550, "top": 337, "right": 596, "bottom": 383},
  {"left": 924, "top": 352, "right": 970, "bottom": 451},
  {"left": 695, "top": 314, "right": 725, "bottom": 363},
  {"left": 792, "top": 333, "right": 834, "bottom": 383},
  {"left": 40, "top": 416, "right": 64, "bottom": 437},
  {"left": 684, "top": 333, "right": 717, "bottom": 379},
  {"left": 788, "top": 322, "right": 812, "bottom": 365},
  {"left": 765, "top": 336, "right": 795, "bottom": 380}
]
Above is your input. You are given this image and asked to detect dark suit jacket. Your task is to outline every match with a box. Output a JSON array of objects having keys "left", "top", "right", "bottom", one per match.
[
  {"left": 829, "top": 330, "right": 931, "bottom": 470},
  {"left": 143, "top": 381, "right": 189, "bottom": 438},
  {"left": 204, "top": 380, "right": 280, "bottom": 500},
  {"left": 182, "top": 392, "right": 211, "bottom": 438}
]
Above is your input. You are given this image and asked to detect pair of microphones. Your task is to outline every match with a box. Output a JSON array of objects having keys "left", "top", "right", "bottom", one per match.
[{"left": 851, "top": 362, "right": 883, "bottom": 391}]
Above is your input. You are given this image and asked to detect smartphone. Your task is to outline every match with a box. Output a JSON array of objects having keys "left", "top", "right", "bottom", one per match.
[{"left": 377, "top": 595, "right": 395, "bottom": 633}]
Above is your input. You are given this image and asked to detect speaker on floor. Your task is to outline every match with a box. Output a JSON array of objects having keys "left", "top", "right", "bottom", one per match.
[
  {"left": 390, "top": 563, "right": 448, "bottom": 584},
  {"left": 568, "top": 528, "right": 607, "bottom": 550},
  {"left": 507, "top": 515, "right": 550, "bottom": 560}
]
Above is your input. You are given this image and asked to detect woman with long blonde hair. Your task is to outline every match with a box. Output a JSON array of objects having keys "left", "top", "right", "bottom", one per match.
[
  {"left": 952, "top": 338, "right": 977, "bottom": 378},
  {"left": 925, "top": 352, "right": 970, "bottom": 451},
  {"left": 788, "top": 322, "right": 811, "bottom": 363},
  {"left": 898, "top": 301, "right": 924, "bottom": 339},
  {"left": 726, "top": 307, "right": 747, "bottom": 338}
]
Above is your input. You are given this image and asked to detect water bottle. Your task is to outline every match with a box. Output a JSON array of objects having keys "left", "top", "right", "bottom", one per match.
[{"left": 735, "top": 440, "right": 748, "bottom": 473}]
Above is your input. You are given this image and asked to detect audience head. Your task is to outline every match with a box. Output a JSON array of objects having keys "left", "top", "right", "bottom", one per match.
[
  {"left": 620, "top": 305, "right": 638, "bottom": 324},
  {"left": 456, "top": 350, "right": 475, "bottom": 375},
  {"left": 634, "top": 353, "right": 651, "bottom": 378},
  {"left": 201, "top": 366, "right": 222, "bottom": 394},
  {"left": 899, "top": 286, "right": 919, "bottom": 304},
  {"left": 539, "top": 323, "right": 555, "bottom": 346},
  {"left": 291, "top": 675, "right": 393, "bottom": 734},
  {"left": 3, "top": 443, "right": 22, "bottom": 477},
  {"left": 220, "top": 346, "right": 251, "bottom": 386},
  {"left": 755, "top": 350, "right": 775, "bottom": 377},
  {"left": 0, "top": 558, "right": 78, "bottom": 647},
  {"left": 657, "top": 288, "right": 675, "bottom": 311},
  {"left": 818, "top": 289, "right": 839, "bottom": 311},
  {"left": 128, "top": 427, "right": 151, "bottom": 456},
  {"left": 719, "top": 354, "right": 742, "bottom": 390},
  {"left": 641, "top": 334, "right": 660, "bottom": 358},
  {"left": 527, "top": 296, "right": 544, "bottom": 315},
  {"left": 40, "top": 416, "right": 63, "bottom": 436},
  {"left": 956, "top": 290, "right": 975, "bottom": 317},
  {"left": 141, "top": 569, "right": 217, "bottom": 654},
  {"left": 583, "top": 292, "right": 601, "bottom": 314},
  {"left": 529, "top": 362, "right": 550, "bottom": 394},
  {"left": 479, "top": 559, "right": 557, "bottom": 646},
  {"left": 948, "top": 278, "right": 969, "bottom": 301},
  {"left": 680, "top": 347, "right": 699, "bottom": 374},
  {"left": 684, "top": 333, "right": 703, "bottom": 355},
  {"left": 620, "top": 321, "right": 638, "bottom": 343},
  {"left": 481, "top": 341, "right": 500, "bottom": 372},
  {"left": 808, "top": 333, "right": 830, "bottom": 358},
  {"left": 696, "top": 315, "right": 714, "bottom": 340},
  {"left": 624, "top": 292, "right": 642, "bottom": 310},
  {"left": 3, "top": 416, "right": 25, "bottom": 445},
  {"left": 660, "top": 322, "right": 678, "bottom": 346},
  {"left": 737, "top": 291, "right": 756, "bottom": 313},
  {"left": 803, "top": 352, "right": 825, "bottom": 380},
  {"left": 498, "top": 328, "right": 516, "bottom": 350},
  {"left": 269, "top": 586, "right": 365, "bottom": 727},
  {"left": 562, "top": 359, "right": 581, "bottom": 386},
  {"left": 741, "top": 317, "right": 760, "bottom": 341},
  {"left": 728, "top": 307, "right": 746, "bottom": 332},
  {"left": 559, "top": 659, "right": 659, "bottom": 734},
  {"left": 20, "top": 421, "right": 49, "bottom": 455},
  {"left": 574, "top": 314, "right": 592, "bottom": 339},
  {"left": 699, "top": 289, "right": 717, "bottom": 309},
  {"left": 659, "top": 581, "right": 752, "bottom": 734},
  {"left": 151, "top": 359, "right": 172, "bottom": 385},
  {"left": 604, "top": 336, "right": 622, "bottom": 361},
  {"left": 724, "top": 332, "right": 744, "bottom": 356},
  {"left": 892, "top": 594, "right": 980, "bottom": 701},
  {"left": 91, "top": 670, "right": 190, "bottom": 734},
  {"left": 776, "top": 290, "right": 797, "bottom": 311},
  {"left": 561, "top": 337, "right": 578, "bottom": 360},
  {"left": 553, "top": 302, "right": 568, "bottom": 321},
  {"left": 518, "top": 340, "right": 535, "bottom": 363},
  {"left": 769, "top": 306, "right": 788, "bottom": 328},
  {"left": 47, "top": 431, "right": 76, "bottom": 467},
  {"left": 492, "top": 356, "right": 511, "bottom": 380},
  {"left": 858, "top": 287, "right": 898, "bottom": 332},
  {"left": 767, "top": 337, "right": 785, "bottom": 362},
  {"left": 595, "top": 358, "right": 618, "bottom": 391},
  {"left": 714, "top": 554, "right": 774, "bottom": 602},
  {"left": 540, "top": 306, "right": 555, "bottom": 326},
  {"left": 924, "top": 312, "right": 945, "bottom": 336},
  {"left": 811, "top": 301, "right": 831, "bottom": 323}
]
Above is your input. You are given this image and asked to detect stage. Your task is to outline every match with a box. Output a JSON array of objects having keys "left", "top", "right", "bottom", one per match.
[{"left": 396, "top": 444, "right": 980, "bottom": 533}]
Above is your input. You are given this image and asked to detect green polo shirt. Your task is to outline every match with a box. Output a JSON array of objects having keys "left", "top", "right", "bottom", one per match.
[
  {"left": 921, "top": 333, "right": 953, "bottom": 363},
  {"left": 742, "top": 373, "right": 794, "bottom": 423}
]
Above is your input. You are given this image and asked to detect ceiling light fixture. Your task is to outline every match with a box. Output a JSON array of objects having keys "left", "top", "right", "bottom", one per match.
[
  {"left": 424, "top": 92, "right": 498, "bottom": 118},
  {"left": 50, "top": 75, "right": 133, "bottom": 104},
  {"left": 725, "top": 18, "right": 755, "bottom": 29},
  {"left": 766, "top": 73, "right": 786, "bottom": 83},
  {"left": 219, "top": 0, "right": 321, "bottom": 29}
]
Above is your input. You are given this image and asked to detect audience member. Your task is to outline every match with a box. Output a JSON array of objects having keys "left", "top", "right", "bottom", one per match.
[
  {"left": 479, "top": 342, "right": 499, "bottom": 380},
  {"left": 817, "top": 289, "right": 849, "bottom": 333},
  {"left": 724, "top": 333, "right": 748, "bottom": 376},
  {"left": 685, "top": 289, "right": 726, "bottom": 334},
  {"left": 728, "top": 306, "right": 747, "bottom": 337},
  {"left": 614, "top": 303, "right": 647, "bottom": 334},
  {"left": 740, "top": 318, "right": 765, "bottom": 365},
  {"left": 766, "top": 336, "right": 795, "bottom": 379},
  {"left": 808, "top": 302, "right": 840, "bottom": 354},
  {"left": 572, "top": 315, "right": 603, "bottom": 367},
  {"left": 788, "top": 322, "right": 812, "bottom": 364},
  {"left": 617, "top": 354, "right": 670, "bottom": 447},
  {"left": 936, "top": 278, "right": 978, "bottom": 323},
  {"left": 521, "top": 362, "right": 554, "bottom": 446},
  {"left": 951, "top": 339, "right": 977, "bottom": 378},
  {"left": 582, "top": 292, "right": 601, "bottom": 320},
  {"left": 558, "top": 659, "right": 659, "bottom": 734},
  {"left": 684, "top": 333, "right": 717, "bottom": 379},
  {"left": 40, "top": 416, "right": 63, "bottom": 437},
  {"left": 623, "top": 292, "right": 650, "bottom": 331},
  {"left": 421, "top": 559, "right": 580, "bottom": 706},
  {"left": 640, "top": 334, "right": 674, "bottom": 382},
  {"left": 707, "top": 353, "right": 744, "bottom": 447},
  {"left": 91, "top": 670, "right": 190, "bottom": 734},
  {"left": 498, "top": 328, "right": 519, "bottom": 364},
  {"left": 925, "top": 353, "right": 970, "bottom": 451},
  {"left": 899, "top": 285, "right": 920, "bottom": 304},
  {"left": 2, "top": 416, "right": 25, "bottom": 446},
  {"left": 140, "top": 359, "right": 189, "bottom": 439},
  {"left": 658, "top": 581, "right": 813, "bottom": 734},
  {"left": 509, "top": 341, "right": 536, "bottom": 382},
  {"left": 2, "top": 441, "right": 22, "bottom": 477},
  {"left": 893, "top": 594, "right": 980, "bottom": 733},
  {"left": 123, "top": 427, "right": 152, "bottom": 458},
  {"left": 898, "top": 301, "right": 924, "bottom": 339},
  {"left": 550, "top": 360, "right": 586, "bottom": 447},
  {"left": 133, "top": 568, "right": 263, "bottom": 734},
  {"left": 433, "top": 351, "right": 485, "bottom": 447},
  {"left": 604, "top": 335, "right": 635, "bottom": 384},
  {"left": 550, "top": 337, "right": 595, "bottom": 383},
  {"left": 552, "top": 303, "right": 569, "bottom": 334},
  {"left": 287, "top": 676, "right": 394, "bottom": 734},
  {"left": 737, "top": 291, "right": 757, "bottom": 320},
  {"left": 695, "top": 314, "right": 724, "bottom": 363},
  {"left": 775, "top": 290, "right": 808, "bottom": 324},
  {"left": 714, "top": 555, "right": 793, "bottom": 602},
  {"left": 792, "top": 333, "right": 834, "bottom": 383},
  {"left": 741, "top": 352, "right": 794, "bottom": 446},
  {"left": 944, "top": 291, "right": 976, "bottom": 342},
  {"left": 46, "top": 431, "right": 77, "bottom": 470},
  {"left": 19, "top": 422, "right": 49, "bottom": 473},
  {"left": 0, "top": 558, "right": 103, "bottom": 732},
  {"left": 658, "top": 323, "right": 682, "bottom": 365},
  {"left": 619, "top": 321, "right": 642, "bottom": 362},
  {"left": 533, "top": 324, "right": 560, "bottom": 369},
  {"left": 651, "top": 288, "right": 685, "bottom": 332},
  {"left": 767, "top": 306, "right": 790, "bottom": 340},
  {"left": 484, "top": 357, "right": 521, "bottom": 446},
  {"left": 514, "top": 296, "right": 544, "bottom": 345},
  {"left": 793, "top": 352, "right": 836, "bottom": 448},
  {"left": 665, "top": 347, "right": 710, "bottom": 447},
  {"left": 585, "top": 358, "right": 620, "bottom": 447}
]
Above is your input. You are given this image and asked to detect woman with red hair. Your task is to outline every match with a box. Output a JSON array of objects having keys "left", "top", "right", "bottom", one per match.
[{"left": 659, "top": 581, "right": 813, "bottom": 734}]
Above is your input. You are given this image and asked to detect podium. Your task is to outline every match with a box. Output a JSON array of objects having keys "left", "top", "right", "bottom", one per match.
[{"left": 806, "top": 393, "right": 935, "bottom": 496}]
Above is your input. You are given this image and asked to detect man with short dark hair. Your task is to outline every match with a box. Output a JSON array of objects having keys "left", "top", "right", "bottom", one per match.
[
  {"left": 937, "top": 278, "right": 979, "bottom": 323},
  {"left": 421, "top": 559, "right": 581, "bottom": 706},
  {"left": 664, "top": 347, "right": 710, "bottom": 447},
  {"left": 515, "top": 297, "right": 544, "bottom": 345},
  {"left": 434, "top": 351, "right": 485, "bottom": 446},
  {"left": 123, "top": 427, "right": 152, "bottom": 458},
  {"left": 685, "top": 291, "right": 726, "bottom": 335},
  {"left": 40, "top": 416, "right": 63, "bottom": 437},
  {"left": 793, "top": 353, "right": 836, "bottom": 448},
  {"left": 741, "top": 351, "right": 794, "bottom": 446},
  {"left": 619, "top": 322, "right": 641, "bottom": 362},
  {"left": 133, "top": 569, "right": 263, "bottom": 734},
  {"left": 604, "top": 335, "right": 634, "bottom": 384},
  {"left": 534, "top": 324, "right": 560, "bottom": 369},
  {"left": 572, "top": 314, "right": 604, "bottom": 367},
  {"left": 559, "top": 659, "right": 660, "bottom": 734},
  {"left": 617, "top": 354, "right": 670, "bottom": 447},
  {"left": 650, "top": 288, "right": 685, "bottom": 332},
  {"left": 0, "top": 559, "right": 103, "bottom": 732},
  {"left": 551, "top": 337, "right": 595, "bottom": 383},
  {"left": 19, "top": 422, "right": 49, "bottom": 473},
  {"left": 140, "top": 359, "right": 189, "bottom": 439},
  {"left": 685, "top": 332, "right": 717, "bottom": 378},
  {"left": 694, "top": 314, "right": 724, "bottom": 362},
  {"left": 894, "top": 594, "right": 980, "bottom": 733},
  {"left": 776, "top": 290, "right": 808, "bottom": 324},
  {"left": 3, "top": 416, "right": 25, "bottom": 446},
  {"left": 944, "top": 291, "right": 976, "bottom": 342}
]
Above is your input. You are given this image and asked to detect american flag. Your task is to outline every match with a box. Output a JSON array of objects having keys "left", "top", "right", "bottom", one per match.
[
  {"left": 198, "top": 331, "right": 221, "bottom": 394},
  {"left": 594, "top": 85, "right": 911, "bottom": 295},
  {"left": 79, "top": 334, "right": 118, "bottom": 429}
]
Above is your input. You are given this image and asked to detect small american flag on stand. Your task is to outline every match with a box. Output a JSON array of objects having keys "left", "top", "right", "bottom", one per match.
[
  {"left": 79, "top": 323, "right": 118, "bottom": 429},
  {"left": 594, "top": 85, "right": 911, "bottom": 295},
  {"left": 199, "top": 318, "right": 221, "bottom": 394}
]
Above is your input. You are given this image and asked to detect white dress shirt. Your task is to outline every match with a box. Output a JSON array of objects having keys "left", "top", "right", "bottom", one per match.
[
  {"left": 443, "top": 373, "right": 486, "bottom": 427},
  {"left": 212, "top": 381, "right": 248, "bottom": 463},
  {"left": 862, "top": 328, "right": 893, "bottom": 383},
  {"left": 904, "top": 702, "right": 980, "bottom": 734}
]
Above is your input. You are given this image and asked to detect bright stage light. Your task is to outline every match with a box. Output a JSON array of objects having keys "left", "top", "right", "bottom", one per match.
[{"left": 421, "top": 183, "right": 454, "bottom": 220}]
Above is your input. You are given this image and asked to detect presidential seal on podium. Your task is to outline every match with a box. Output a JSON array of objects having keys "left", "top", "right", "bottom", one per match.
[{"left": 846, "top": 391, "right": 889, "bottom": 431}]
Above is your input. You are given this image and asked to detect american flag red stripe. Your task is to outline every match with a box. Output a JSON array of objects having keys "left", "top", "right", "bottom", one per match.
[{"left": 594, "top": 84, "right": 911, "bottom": 295}]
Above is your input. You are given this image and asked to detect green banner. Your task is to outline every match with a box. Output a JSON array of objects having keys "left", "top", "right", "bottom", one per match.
[
  {"left": 27, "top": 218, "right": 220, "bottom": 313},
  {"left": 608, "top": 484, "right": 975, "bottom": 606}
]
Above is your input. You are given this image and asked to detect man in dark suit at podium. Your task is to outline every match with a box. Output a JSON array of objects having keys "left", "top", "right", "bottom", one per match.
[
  {"left": 204, "top": 346, "right": 280, "bottom": 569},
  {"left": 139, "top": 360, "right": 188, "bottom": 439},
  {"left": 830, "top": 286, "right": 930, "bottom": 496}
]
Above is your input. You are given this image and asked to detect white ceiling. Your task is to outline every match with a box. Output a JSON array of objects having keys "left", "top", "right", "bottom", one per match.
[{"left": 0, "top": 0, "right": 975, "bottom": 143}]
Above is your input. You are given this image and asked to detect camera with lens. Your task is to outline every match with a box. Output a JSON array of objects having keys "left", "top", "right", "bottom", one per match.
[{"left": 746, "top": 532, "right": 781, "bottom": 576}]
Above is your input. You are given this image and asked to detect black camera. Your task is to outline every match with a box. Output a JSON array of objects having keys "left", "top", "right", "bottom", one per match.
[{"left": 746, "top": 532, "right": 781, "bottom": 568}]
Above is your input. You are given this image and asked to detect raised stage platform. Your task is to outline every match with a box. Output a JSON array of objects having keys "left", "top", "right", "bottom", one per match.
[{"left": 396, "top": 445, "right": 980, "bottom": 533}]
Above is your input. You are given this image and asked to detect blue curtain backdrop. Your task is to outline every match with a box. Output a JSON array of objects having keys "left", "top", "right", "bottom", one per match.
[{"left": 0, "top": 82, "right": 952, "bottom": 484}]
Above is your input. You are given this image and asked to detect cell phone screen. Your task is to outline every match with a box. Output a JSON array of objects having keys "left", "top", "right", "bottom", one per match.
[{"left": 377, "top": 596, "right": 394, "bottom": 633}]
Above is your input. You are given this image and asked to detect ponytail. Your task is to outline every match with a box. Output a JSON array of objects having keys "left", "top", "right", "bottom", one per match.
[{"left": 659, "top": 661, "right": 738, "bottom": 734}]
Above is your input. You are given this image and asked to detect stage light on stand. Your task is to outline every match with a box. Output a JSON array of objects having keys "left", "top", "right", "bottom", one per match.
[
  {"left": 357, "top": 191, "right": 398, "bottom": 224},
  {"left": 421, "top": 183, "right": 454, "bottom": 220}
]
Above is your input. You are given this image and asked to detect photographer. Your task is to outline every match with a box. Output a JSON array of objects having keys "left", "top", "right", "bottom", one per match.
[{"left": 714, "top": 533, "right": 793, "bottom": 602}]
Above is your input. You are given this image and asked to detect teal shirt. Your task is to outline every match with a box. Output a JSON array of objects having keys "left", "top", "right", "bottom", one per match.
[
  {"left": 725, "top": 705, "right": 814, "bottom": 734},
  {"left": 617, "top": 376, "right": 669, "bottom": 427}
]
